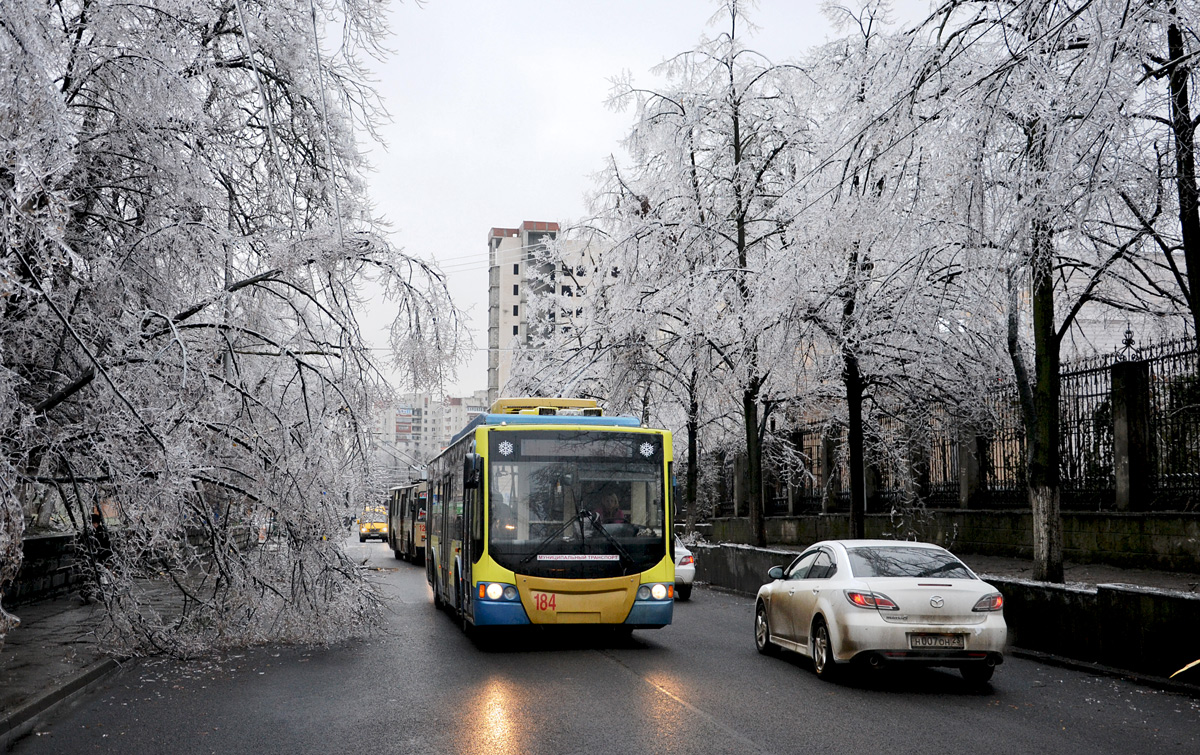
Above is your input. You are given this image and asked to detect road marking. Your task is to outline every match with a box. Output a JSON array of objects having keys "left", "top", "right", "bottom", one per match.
[{"left": 597, "top": 649, "right": 771, "bottom": 755}]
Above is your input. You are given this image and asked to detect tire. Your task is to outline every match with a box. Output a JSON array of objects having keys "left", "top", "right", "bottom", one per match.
[
  {"left": 754, "top": 602, "right": 776, "bottom": 656},
  {"left": 359, "top": 535, "right": 366, "bottom": 543},
  {"left": 961, "top": 663, "right": 995, "bottom": 685},
  {"left": 676, "top": 584, "right": 692, "bottom": 601},
  {"left": 393, "top": 546, "right": 403, "bottom": 560},
  {"left": 812, "top": 619, "right": 838, "bottom": 680}
]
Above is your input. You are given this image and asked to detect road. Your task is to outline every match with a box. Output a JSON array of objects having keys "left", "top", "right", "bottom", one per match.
[{"left": 12, "top": 535, "right": 1200, "bottom": 754}]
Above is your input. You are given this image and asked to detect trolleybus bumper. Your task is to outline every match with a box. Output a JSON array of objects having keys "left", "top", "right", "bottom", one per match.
[
  {"left": 623, "top": 600, "right": 673, "bottom": 628},
  {"left": 473, "top": 600, "right": 532, "bottom": 626}
]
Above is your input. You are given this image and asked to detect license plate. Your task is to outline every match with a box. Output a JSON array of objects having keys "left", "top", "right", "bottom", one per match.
[
  {"left": 530, "top": 591, "right": 557, "bottom": 613},
  {"left": 910, "top": 634, "right": 965, "bottom": 649}
]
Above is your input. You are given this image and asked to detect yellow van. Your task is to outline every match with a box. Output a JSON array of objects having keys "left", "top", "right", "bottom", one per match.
[{"left": 359, "top": 506, "right": 388, "bottom": 543}]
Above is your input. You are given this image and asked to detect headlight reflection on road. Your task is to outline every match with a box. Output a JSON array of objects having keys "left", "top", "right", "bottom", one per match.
[{"left": 462, "top": 678, "right": 524, "bottom": 755}]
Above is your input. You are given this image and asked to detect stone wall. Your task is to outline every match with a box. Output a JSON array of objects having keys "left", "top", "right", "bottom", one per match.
[
  {"left": 4, "top": 527, "right": 258, "bottom": 607},
  {"left": 694, "top": 542, "right": 1200, "bottom": 680},
  {"left": 708, "top": 511, "right": 1200, "bottom": 572},
  {"left": 3, "top": 535, "right": 83, "bottom": 606}
]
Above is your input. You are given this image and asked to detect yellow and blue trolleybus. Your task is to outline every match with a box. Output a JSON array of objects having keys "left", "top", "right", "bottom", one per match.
[{"left": 426, "top": 398, "right": 675, "bottom": 632}]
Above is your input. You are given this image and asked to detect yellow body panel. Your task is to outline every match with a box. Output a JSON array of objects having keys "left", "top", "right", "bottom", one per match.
[
  {"left": 488, "top": 397, "right": 599, "bottom": 414},
  {"left": 517, "top": 574, "right": 640, "bottom": 624}
]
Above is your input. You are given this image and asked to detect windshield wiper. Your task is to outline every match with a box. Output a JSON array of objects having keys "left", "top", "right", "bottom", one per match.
[
  {"left": 581, "top": 509, "right": 635, "bottom": 568},
  {"left": 520, "top": 509, "right": 592, "bottom": 565}
]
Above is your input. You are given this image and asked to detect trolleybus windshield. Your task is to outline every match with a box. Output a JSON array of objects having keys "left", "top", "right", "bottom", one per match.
[{"left": 487, "top": 430, "right": 666, "bottom": 578}]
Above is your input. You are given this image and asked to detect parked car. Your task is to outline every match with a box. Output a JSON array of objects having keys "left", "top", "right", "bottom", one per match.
[
  {"left": 674, "top": 543, "right": 696, "bottom": 601},
  {"left": 754, "top": 540, "right": 1006, "bottom": 684}
]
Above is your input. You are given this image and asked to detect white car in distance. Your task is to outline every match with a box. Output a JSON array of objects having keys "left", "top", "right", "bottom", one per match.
[
  {"left": 674, "top": 543, "right": 696, "bottom": 601},
  {"left": 754, "top": 540, "right": 1006, "bottom": 684}
]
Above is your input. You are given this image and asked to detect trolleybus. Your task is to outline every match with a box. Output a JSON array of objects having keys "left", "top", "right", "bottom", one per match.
[
  {"left": 387, "top": 480, "right": 427, "bottom": 563},
  {"left": 426, "top": 398, "right": 675, "bottom": 632}
]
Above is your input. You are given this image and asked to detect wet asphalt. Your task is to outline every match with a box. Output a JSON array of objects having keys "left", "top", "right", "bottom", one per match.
[{"left": 9, "top": 535, "right": 1200, "bottom": 754}]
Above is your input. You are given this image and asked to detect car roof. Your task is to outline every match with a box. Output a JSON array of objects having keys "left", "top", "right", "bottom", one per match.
[{"left": 808, "top": 540, "right": 951, "bottom": 553}]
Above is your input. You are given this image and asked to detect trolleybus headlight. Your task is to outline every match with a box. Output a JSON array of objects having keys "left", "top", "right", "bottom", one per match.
[
  {"left": 637, "top": 584, "right": 670, "bottom": 601},
  {"left": 479, "top": 582, "right": 520, "bottom": 601}
]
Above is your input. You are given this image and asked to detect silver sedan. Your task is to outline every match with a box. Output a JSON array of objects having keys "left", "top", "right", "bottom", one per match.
[{"left": 754, "top": 540, "right": 1006, "bottom": 684}]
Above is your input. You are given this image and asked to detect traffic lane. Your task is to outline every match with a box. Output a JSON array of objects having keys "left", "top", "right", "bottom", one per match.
[
  {"left": 13, "top": 561, "right": 1200, "bottom": 754},
  {"left": 613, "top": 588, "right": 1200, "bottom": 755},
  {"left": 382, "top": 564, "right": 1200, "bottom": 755},
  {"left": 11, "top": 561, "right": 736, "bottom": 755}
]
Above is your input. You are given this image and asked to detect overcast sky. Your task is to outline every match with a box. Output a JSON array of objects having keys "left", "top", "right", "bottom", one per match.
[{"left": 361, "top": 0, "right": 929, "bottom": 396}]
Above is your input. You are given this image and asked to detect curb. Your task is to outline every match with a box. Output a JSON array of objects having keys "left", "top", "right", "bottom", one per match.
[
  {"left": 1011, "top": 648, "right": 1200, "bottom": 698},
  {"left": 0, "top": 658, "right": 121, "bottom": 750}
]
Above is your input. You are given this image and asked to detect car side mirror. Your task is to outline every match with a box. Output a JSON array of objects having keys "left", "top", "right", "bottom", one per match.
[{"left": 767, "top": 566, "right": 784, "bottom": 581}]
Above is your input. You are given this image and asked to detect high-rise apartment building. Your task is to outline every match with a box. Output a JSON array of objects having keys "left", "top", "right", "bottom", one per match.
[{"left": 487, "top": 221, "right": 594, "bottom": 404}]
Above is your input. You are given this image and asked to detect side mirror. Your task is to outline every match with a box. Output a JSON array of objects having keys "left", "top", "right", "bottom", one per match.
[
  {"left": 767, "top": 565, "right": 784, "bottom": 581},
  {"left": 463, "top": 453, "right": 481, "bottom": 489}
]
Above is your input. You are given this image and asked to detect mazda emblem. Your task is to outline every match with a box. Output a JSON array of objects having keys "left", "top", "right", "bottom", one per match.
[{"left": 930, "top": 596, "right": 945, "bottom": 608}]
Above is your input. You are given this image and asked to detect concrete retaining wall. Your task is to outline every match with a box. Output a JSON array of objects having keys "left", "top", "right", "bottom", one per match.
[
  {"left": 694, "top": 542, "right": 1200, "bottom": 680},
  {"left": 709, "top": 511, "right": 1200, "bottom": 572},
  {"left": 4, "top": 527, "right": 258, "bottom": 607},
  {"left": 4, "top": 535, "right": 83, "bottom": 606}
]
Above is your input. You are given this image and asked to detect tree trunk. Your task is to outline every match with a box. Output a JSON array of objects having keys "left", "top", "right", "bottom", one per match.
[
  {"left": 1167, "top": 11, "right": 1200, "bottom": 336},
  {"left": 744, "top": 383, "right": 766, "bottom": 547},
  {"left": 1026, "top": 117, "right": 1065, "bottom": 583},
  {"left": 685, "top": 367, "right": 699, "bottom": 534},
  {"left": 1029, "top": 484, "right": 1063, "bottom": 582},
  {"left": 845, "top": 349, "right": 866, "bottom": 539}
]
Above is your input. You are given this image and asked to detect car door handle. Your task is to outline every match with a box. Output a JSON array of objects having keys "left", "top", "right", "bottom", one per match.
[{"left": 812, "top": 588, "right": 820, "bottom": 594}]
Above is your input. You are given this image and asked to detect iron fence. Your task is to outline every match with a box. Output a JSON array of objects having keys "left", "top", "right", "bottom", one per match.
[{"left": 743, "top": 334, "right": 1200, "bottom": 516}]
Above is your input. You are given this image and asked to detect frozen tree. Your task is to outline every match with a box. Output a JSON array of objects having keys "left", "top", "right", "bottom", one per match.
[
  {"left": 0, "top": 0, "right": 467, "bottom": 654},
  {"left": 595, "top": 0, "right": 810, "bottom": 546},
  {"left": 909, "top": 0, "right": 1183, "bottom": 580}
]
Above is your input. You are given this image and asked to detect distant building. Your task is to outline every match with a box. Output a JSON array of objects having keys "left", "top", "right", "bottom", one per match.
[
  {"left": 442, "top": 389, "right": 490, "bottom": 440},
  {"left": 487, "top": 221, "right": 595, "bottom": 404},
  {"left": 372, "top": 389, "right": 491, "bottom": 485}
]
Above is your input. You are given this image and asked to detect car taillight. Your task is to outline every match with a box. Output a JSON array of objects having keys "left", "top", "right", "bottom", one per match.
[
  {"left": 972, "top": 592, "right": 1004, "bottom": 612},
  {"left": 844, "top": 590, "right": 899, "bottom": 611},
  {"left": 678, "top": 555, "right": 694, "bottom": 566}
]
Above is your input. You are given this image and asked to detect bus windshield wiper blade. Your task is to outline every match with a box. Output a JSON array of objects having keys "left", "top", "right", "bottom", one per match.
[
  {"left": 520, "top": 510, "right": 590, "bottom": 564},
  {"left": 582, "top": 510, "right": 635, "bottom": 567}
]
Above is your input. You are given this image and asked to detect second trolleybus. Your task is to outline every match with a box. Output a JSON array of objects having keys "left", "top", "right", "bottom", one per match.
[
  {"left": 387, "top": 480, "right": 427, "bottom": 563},
  {"left": 426, "top": 398, "right": 676, "bottom": 632}
]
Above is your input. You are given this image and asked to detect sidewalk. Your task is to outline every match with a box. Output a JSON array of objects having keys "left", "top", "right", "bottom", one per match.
[
  {"left": 0, "top": 594, "right": 118, "bottom": 748},
  {"left": 3, "top": 554, "right": 1199, "bottom": 747}
]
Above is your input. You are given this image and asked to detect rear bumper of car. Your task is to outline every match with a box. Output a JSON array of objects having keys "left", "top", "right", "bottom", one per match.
[
  {"left": 674, "top": 564, "right": 696, "bottom": 586},
  {"left": 831, "top": 611, "right": 1007, "bottom": 666}
]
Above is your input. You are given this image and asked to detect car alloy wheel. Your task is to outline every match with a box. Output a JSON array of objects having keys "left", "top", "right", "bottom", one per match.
[
  {"left": 812, "top": 620, "right": 836, "bottom": 680},
  {"left": 755, "top": 603, "right": 774, "bottom": 655}
]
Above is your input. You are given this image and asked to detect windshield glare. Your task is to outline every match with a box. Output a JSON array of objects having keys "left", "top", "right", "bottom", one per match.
[{"left": 487, "top": 430, "right": 666, "bottom": 578}]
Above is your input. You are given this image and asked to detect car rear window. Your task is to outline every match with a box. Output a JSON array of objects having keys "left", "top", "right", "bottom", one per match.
[{"left": 846, "top": 546, "right": 975, "bottom": 579}]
